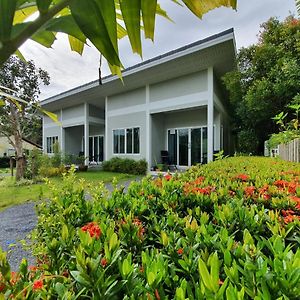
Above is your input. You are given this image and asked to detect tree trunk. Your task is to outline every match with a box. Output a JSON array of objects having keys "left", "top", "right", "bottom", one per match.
[{"left": 15, "top": 132, "right": 25, "bottom": 181}]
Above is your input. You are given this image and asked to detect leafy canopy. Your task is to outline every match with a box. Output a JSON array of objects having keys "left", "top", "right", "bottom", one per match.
[
  {"left": 223, "top": 16, "right": 300, "bottom": 154},
  {"left": 0, "top": 0, "right": 237, "bottom": 75}
]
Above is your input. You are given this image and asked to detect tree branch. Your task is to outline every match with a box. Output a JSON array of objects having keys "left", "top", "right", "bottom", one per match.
[{"left": 0, "top": 0, "right": 71, "bottom": 65}]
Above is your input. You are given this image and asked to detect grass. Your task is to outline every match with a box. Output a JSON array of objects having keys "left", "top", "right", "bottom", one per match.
[{"left": 0, "top": 169, "right": 137, "bottom": 211}]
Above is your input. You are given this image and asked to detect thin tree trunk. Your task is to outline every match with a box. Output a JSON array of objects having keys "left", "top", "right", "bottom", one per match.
[{"left": 10, "top": 102, "right": 25, "bottom": 181}]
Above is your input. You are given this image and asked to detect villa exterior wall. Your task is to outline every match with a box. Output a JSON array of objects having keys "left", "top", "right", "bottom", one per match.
[{"left": 149, "top": 71, "right": 207, "bottom": 102}]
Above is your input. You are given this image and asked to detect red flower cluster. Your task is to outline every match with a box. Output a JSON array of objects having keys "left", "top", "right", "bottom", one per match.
[
  {"left": 192, "top": 186, "right": 213, "bottom": 195},
  {"left": 81, "top": 222, "right": 102, "bottom": 239},
  {"left": 132, "top": 218, "right": 145, "bottom": 238},
  {"left": 194, "top": 176, "right": 205, "bottom": 185},
  {"left": 164, "top": 174, "right": 172, "bottom": 181},
  {"left": 33, "top": 279, "right": 43, "bottom": 291},
  {"left": 235, "top": 174, "right": 249, "bottom": 181},
  {"left": 290, "top": 196, "right": 300, "bottom": 210},
  {"left": 274, "top": 180, "right": 289, "bottom": 189},
  {"left": 177, "top": 248, "right": 184, "bottom": 255},
  {"left": 244, "top": 186, "right": 256, "bottom": 197},
  {"left": 101, "top": 258, "right": 108, "bottom": 268}
]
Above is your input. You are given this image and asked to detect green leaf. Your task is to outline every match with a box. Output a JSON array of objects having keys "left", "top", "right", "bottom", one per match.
[
  {"left": 70, "top": 271, "right": 92, "bottom": 287},
  {"left": 44, "top": 15, "right": 86, "bottom": 43},
  {"left": 161, "top": 231, "right": 169, "bottom": 246},
  {"left": 182, "top": 0, "right": 237, "bottom": 19},
  {"left": 31, "top": 29, "right": 56, "bottom": 48},
  {"left": 68, "top": 36, "right": 84, "bottom": 55},
  {"left": 13, "top": 5, "right": 37, "bottom": 25},
  {"left": 0, "top": 0, "right": 17, "bottom": 41},
  {"left": 141, "top": 0, "right": 157, "bottom": 40},
  {"left": 109, "top": 233, "right": 118, "bottom": 251},
  {"left": 175, "top": 287, "right": 185, "bottom": 300},
  {"left": 95, "top": 0, "right": 118, "bottom": 53},
  {"left": 70, "top": 0, "right": 121, "bottom": 71},
  {"left": 117, "top": 23, "right": 127, "bottom": 39},
  {"left": 0, "top": 99, "right": 5, "bottom": 106},
  {"left": 39, "top": 108, "right": 61, "bottom": 125},
  {"left": 14, "top": 49, "right": 26, "bottom": 62},
  {"left": 210, "top": 252, "right": 220, "bottom": 293},
  {"left": 119, "top": 0, "right": 142, "bottom": 55},
  {"left": 37, "top": 0, "right": 52, "bottom": 14},
  {"left": 147, "top": 271, "right": 156, "bottom": 286},
  {"left": 62, "top": 224, "right": 69, "bottom": 241},
  {"left": 198, "top": 258, "right": 213, "bottom": 291}
]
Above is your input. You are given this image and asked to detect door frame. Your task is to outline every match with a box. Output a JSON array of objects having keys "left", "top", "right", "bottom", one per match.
[
  {"left": 166, "top": 126, "right": 207, "bottom": 167},
  {"left": 82, "top": 135, "right": 104, "bottom": 163}
]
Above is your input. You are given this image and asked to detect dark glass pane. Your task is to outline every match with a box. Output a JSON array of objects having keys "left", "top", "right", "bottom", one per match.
[
  {"left": 126, "top": 129, "right": 133, "bottom": 154},
  {"left": 134, "top": 128, "right": 140, "bottom": 154},
  {"left": 89, "top": 137, "right": 93, "bottom": 161},
  {"left": 168, "top": 130, "right": 177, "bottom": 165},
  {"left": 178, "top": 129, "right": 188, "bottom": 166},
  {"left": 202, "top": 127, "right": 208, "bottom": 164},
  {"left": 191, "top": 128, "right": 201, "bottom": 165},
  {"left": 99, "top": 136, "right": 104, "bottom": 161},
  {"left": 47, "top": 138, "right": 50, "bottom": 153},
  {"left": 120, "top": 129, "right": 125, "bottom": 154},
  {"left": 113, "top": 130, "right": 118, "bottom": 154},
  {"left": 94, "top": 136, "right": 99, "bottom": 162}
]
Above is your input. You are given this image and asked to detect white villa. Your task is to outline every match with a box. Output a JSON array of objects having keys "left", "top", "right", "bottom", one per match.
[{"left": 41, "top": 29, "right": 236, "bottom": 169}]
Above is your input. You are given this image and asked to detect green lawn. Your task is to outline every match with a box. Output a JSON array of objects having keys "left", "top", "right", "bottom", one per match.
[{"left": 0, "top": 169, "right": 137, "bottom": 211}]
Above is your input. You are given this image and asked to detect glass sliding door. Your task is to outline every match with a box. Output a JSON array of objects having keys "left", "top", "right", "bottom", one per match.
[
  {"left": 191, "top": 128, "right": 201, "bottom": 165},
  {"left": 168, "top": 127, "right": 208, "bottom": 167},
  {"left": 89, "top": 135, "right": 104, "bottom": 163},
  {"left": 178, "top": 129, "right": 189, "bottom": 166}
]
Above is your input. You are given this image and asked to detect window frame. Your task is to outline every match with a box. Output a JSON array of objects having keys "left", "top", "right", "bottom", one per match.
[
  {"left": 46, "top": 136, "right": 58, "bottom": 154},
  {"left": 112, "top": 126, "right": 140, "bottom": 155}
]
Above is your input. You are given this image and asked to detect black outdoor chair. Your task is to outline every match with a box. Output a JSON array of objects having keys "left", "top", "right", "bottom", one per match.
[{"left": 161, "top": 150, "right": 177, "bottom": 171}]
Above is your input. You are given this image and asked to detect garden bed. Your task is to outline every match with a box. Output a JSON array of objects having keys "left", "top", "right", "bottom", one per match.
[{"left": 0, "top": 157, "right": 299, "bottom": 298}]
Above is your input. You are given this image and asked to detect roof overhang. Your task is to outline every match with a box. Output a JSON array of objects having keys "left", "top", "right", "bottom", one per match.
[{"left": 41, "top": 28, "right": 236, "bottom": 111}]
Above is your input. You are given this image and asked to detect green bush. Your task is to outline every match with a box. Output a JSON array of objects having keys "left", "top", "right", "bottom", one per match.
[
  {"left": 1, "top": 158, "right": 300, "bottom": 299},
  {"left": 0, "top": 156, "right": 10, "bottom": 168},
  {"left": 102, "top": 157, "right": 147, "bottom": 175}
]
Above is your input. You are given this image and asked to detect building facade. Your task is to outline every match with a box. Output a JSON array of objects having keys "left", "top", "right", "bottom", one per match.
[{"left": 41, "top": 29, "right": 236, "bottom": 169}]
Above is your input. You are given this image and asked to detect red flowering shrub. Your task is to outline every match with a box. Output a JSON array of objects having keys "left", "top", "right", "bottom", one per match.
[
  {"left": 33, "top": 279, "right": 43, "bottom": 291},
  {"left": 81, "top": 222, "right": 102, "bottom": 239},
  {"left": 1, "top": 157, "right": 300, "bottom": 299}
]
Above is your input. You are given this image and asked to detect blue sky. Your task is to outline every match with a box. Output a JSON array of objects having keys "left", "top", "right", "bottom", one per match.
[{"left": 19, "top": 0, "right": 297, "bottom": 100}]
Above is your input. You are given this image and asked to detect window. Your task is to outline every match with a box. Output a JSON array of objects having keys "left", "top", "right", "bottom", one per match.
[
  {"left": 46, "top": 136, "right": 58, "bottom": 154},
  {"left": 113, "top": 127, "right": 140, "bottom": 154}
]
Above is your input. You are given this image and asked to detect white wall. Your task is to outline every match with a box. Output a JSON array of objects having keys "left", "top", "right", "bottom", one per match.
[
  {"left": 151, "top": 114, "right": 165, "bottom": 165},
  {"left": 65, "top": 126, "right": 84, "bottom": 155}
]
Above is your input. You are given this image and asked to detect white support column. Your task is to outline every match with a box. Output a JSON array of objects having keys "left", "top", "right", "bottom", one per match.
[
  {"left": 207, "top": 67, "right": 214, "bottom": 162},
  {"left": 84, "top": 103, "right": 89, "bottom": 165},
  {"left": 145, "top": 84, "right": 151, "bottom": 171},
  {"left": 60, "top": 109, "right": 65, "bottom": 153},
  {"left": 42, "top": 117, "right": 45, "bottom": 154},
  {"left": 105, "top": 96, "right": 108, "bottom": 161}
]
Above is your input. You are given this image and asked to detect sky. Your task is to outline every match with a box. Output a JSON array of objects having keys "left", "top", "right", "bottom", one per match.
[{"left": 19, "top": 0, "right": 297, "bottom": 100}]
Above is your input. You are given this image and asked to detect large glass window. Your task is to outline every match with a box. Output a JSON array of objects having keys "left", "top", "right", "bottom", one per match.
[
  {"left": 46, "top": 136, "right": 58, "bottom": 154},
  {"left": 113, "top": 127, "right": 140, "bottom": 154}
]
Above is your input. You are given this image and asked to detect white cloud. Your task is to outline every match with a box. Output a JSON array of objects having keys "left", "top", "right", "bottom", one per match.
[{"left": 19, "top": 0, "right": 297, "bottom": 100}]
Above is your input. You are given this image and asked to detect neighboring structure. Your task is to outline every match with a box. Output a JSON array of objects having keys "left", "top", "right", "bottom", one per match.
[
  {"left": 41, "top": 29, "right": 236, "bottom": 169},
  {"left": 0, "top": 136, "right": 42, "bottom": 157}
]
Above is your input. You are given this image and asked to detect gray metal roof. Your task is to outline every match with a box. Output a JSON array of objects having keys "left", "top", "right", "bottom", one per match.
[{"left": 41, "top": 28, "right": 236, "bottom": 110}]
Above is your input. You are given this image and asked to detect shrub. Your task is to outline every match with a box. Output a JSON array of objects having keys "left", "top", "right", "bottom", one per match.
[
  {"left": 102, "top": 157, "right": 147, "bottom": 175},
  {"left": 0, "top": 156, "right": 10, "bottom": 168},
  {"left": 38, "top": 165, "right": 65, "bottom": 177},
  {"left": 1, "top": 157, "right": 300, "bottom": 298}
]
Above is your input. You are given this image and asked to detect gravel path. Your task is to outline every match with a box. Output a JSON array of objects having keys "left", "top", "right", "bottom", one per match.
[{"left": 0, "top": 179, "right": 138, "bottom": 271}]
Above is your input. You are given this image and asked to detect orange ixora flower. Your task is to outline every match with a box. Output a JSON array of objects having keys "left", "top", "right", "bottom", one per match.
[
  {"left": 274, "top": 180, "right": 289, "bottom": 189},
  {"left": 235, "top": 174, "right": 249, "bottom": 181},
  {"left": 101, "top": 258, "right": 108, "bottom": 268},
  {"left": 81, "top": 222, "right": 102, "bottom": 239},
  {"left": 283, "top": 214, "right": 300, "bottom": 224},
  {"left": 244, "top": 186, "right": 256, "bottom": 197},
  {"left": 164, "top": 174, "right": 172, "bottom": 181},
  {"left": 177, "top": 248, "right": 184, "bottom": 255},
  {"left": 33, "top": 279, "right": 43, "bottom": 291}
]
